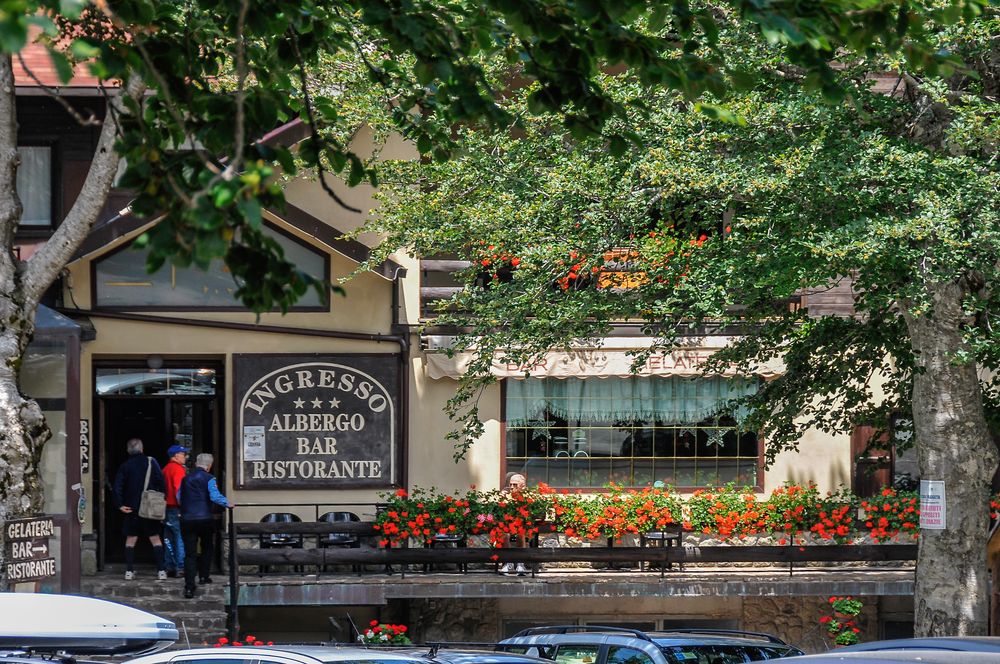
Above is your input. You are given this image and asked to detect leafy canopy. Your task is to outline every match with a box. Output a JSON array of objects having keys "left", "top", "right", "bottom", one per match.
[
  {"left": 365, "top": 6, "right": 1000, "bottom": 458},
  {"left": 1, "top": 0, "right": 992, "bottom": 313}
]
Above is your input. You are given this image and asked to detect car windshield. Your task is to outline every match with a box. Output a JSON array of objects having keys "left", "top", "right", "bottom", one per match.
[
  {"left": 659, "top": 645, "right": 795, "bottom": 663},
  {"left": 320, "top": 660, "right": 422, "bottom": 664}
]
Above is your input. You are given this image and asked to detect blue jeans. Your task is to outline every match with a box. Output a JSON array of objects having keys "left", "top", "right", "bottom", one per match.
[{"left": 163, "top": 507, "right": 185, "bottom": 572}]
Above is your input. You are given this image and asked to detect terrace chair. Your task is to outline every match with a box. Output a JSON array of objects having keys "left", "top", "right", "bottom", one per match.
[
  {"left": 258, "top": 512, "right": 303, "bottom": 574},
  {"left": 423, "top": 532, "right": 468, "bottom": 574},
  {"left": 317, "top": 511, "right": 361, "bottom": 573}
]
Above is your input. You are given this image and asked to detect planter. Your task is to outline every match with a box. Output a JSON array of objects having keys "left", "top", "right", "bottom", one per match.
[{"left": 834, "top": 612, "right": 858, "bottom": 621}]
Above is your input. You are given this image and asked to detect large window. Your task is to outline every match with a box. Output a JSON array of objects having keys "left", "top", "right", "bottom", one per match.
[
  {"left": 504, "top": 376, "right": 761, "bottom": 489},
  {"left": 16, "top": 146, "right": 53, "bottom": 227},
  {"left": 94, "top": 222, "right": 328, "bottom": 309}
]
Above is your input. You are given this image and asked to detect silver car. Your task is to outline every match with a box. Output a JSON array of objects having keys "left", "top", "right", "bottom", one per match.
[{"left": 127, "top": 646, "right": 432, "bottom": 664}]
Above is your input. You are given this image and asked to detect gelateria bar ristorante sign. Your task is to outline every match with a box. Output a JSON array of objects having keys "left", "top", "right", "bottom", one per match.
[{"left": 235, "top": 354, "right": 399, "bottom": 488}]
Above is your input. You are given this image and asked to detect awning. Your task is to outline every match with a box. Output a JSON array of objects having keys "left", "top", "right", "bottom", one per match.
[{"left": 423, "top": 342, "right": 783, "bottom": 380}]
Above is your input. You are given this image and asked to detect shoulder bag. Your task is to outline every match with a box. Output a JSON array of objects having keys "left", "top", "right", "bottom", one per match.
[{"left": 137, "top": 457, "right": 167, "bottom": 521}]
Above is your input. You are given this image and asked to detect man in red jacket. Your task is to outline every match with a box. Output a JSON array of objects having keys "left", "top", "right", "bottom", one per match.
[{"left": 162, "top": 444, "right": 188, "bottom": 578}]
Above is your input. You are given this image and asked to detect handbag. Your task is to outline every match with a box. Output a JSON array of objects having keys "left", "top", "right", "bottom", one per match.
[{"left": 137, "top": 456, "right": 167, "bottom": 521}]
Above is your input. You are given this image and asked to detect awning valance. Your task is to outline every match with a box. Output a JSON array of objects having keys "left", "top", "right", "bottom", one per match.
[{"left": 424, "top": 347, "right": 783, "bottom": 380}]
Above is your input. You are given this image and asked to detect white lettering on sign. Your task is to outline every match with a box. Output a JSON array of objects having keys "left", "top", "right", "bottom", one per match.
[
  {"left": 244, "top": 366, "right": 390, "bottom": 415},
  {"left": 79, "top": 419, "right": 90, "bottom": 474},
  {"left": 249, "top": 459, "right": 383, "bottom": 480},
  {"left": 268, "top": 413, "right": 366, "bottom": 432},
  {"left": 5, "top": 518, "right": 55, "bottom": 540},
  {"left": 5, "top": 558, "right": 56, "bottom": 581}
]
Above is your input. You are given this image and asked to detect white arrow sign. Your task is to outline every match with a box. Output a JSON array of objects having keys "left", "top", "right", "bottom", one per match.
[{"left": 31, "top": 543, "right": 47, "bottom": 555}]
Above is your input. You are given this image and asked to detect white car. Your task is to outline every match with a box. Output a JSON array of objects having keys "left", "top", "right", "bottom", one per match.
[{"left": 127, "top": 646, "right": 432, "bottom": 664}]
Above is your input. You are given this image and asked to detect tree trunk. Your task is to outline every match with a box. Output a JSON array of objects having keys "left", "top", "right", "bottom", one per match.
[{"left": 903, "top": 280, "right": 999, "bottom": 636}]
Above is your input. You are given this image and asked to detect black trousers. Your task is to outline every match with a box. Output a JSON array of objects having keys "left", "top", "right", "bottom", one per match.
[{"left": 181, "top": 518, "right": 215, "bottom": 590}]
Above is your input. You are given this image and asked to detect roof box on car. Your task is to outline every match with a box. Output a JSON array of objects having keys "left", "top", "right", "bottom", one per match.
[{"left": 0, "top": 593, "right": 178, "bottom": 655}]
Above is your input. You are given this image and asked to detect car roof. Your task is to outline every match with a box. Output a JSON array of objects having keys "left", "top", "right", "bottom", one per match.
[
  {"left": 785, "top": 650, "right": 1000, "bottom": 663},
  {"left": 406, "top": 649, "right": 551, "bottom": 664},
  {"left": 501, "top": 631, "right": 792, "bottom": 649},
  {"left": 128, "top": 646, "right": 429, "bottom": 664},
  {"left": 836, "top": 637, "right": 1000, "bottom": 653}
]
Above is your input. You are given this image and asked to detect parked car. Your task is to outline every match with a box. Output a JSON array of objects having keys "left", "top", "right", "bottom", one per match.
[
  {"left": 0, "top": 593, "right": 177, "bottom": 656},
  {"left": 498, "top": 625, "right": 804, "bottom": 663},
  {"left": 784, "top": 651, "right": 1000, "bottom": 663},
  {"left": 835, "top": 637, "right": 1000, "bottom": 653},
  {"left": 405, "top": 648, "right": 554, "bottom": 664},
  {"left": 126, "top": 646, "right": 432, "bottom": 664}
]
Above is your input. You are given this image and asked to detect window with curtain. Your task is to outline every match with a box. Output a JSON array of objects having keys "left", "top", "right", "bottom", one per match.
[
  {"left": 16, "top": 146, "right": 52, "bottom": 227},
  {"left": 504, "top": 376, "right": 761, "bottom": 489}
]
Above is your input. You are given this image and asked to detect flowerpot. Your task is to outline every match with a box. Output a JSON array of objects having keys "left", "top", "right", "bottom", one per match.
[{"left": 833, "top": 612, "right": 857, "bottom": 621}]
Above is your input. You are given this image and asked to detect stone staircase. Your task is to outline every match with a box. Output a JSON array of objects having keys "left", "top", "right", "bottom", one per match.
[{"left": 82, "top": 569, "right": 229, "bottom": 648}]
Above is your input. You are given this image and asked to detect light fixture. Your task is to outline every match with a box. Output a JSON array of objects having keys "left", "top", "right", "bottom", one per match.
[{"left": 146, "top": 354, "right": 164, "bottom": 370}]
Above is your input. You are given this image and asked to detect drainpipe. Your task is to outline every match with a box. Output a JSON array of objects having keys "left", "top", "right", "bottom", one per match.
[{"left": 389, "top": 268, "right": 410, "bottom": 488}]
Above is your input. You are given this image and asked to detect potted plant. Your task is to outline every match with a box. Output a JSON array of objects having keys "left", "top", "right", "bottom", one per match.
[
  {"left": 358, "top": 621, "right": 411, "bottom": 645},
  {"left": 829, "top": 596, "right": 863, "bottom": 620}
]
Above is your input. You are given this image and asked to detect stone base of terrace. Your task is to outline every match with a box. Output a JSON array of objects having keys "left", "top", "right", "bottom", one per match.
[{"left": 234, "top": 565, "right": 915, "bottom": 606}]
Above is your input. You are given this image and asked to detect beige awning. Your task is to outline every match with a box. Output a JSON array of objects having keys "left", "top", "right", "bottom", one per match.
[{"left": 424, "top": 347, "right": 783, "bottom": 380}]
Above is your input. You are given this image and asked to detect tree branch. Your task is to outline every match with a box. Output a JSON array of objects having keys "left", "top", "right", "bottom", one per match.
[{"left": 23, "top": 74, "right": 146, "bottom": 305}]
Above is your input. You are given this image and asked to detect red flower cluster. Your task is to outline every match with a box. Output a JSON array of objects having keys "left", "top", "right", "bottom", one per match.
[
  {"left": 861, "top": 488, "right": 919, "bottom": 542},
  {"left": 212, "top": 634, "right": 273, "bottom": 647},
  {"left": 687, "top": 485, "right": 766, "bottom": 539},
  {"left": 359, "top": 621, "right": 411, "bottom": 645}
]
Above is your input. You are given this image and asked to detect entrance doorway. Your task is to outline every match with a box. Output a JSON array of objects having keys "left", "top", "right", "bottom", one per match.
[{"left": 95, "top": 364, "right": 222, "bottom": 565}]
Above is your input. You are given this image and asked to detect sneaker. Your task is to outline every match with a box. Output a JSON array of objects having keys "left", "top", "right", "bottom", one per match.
[
  {"left": 198, "top": 576, "right": 213, "bottom": 585},
  {"left": 124, "top": 570, "right": 135, "bottom": 581},
  {"left": 157, "top": 570, "right": 168, "bottom": 581},
  {"left": 166, "top": 569, "right": 178, "bottom": 578},
  {"left": 498, "top": 563, "right": 513, "bottom": 575},
  {"left": 183, "top": 587, "right": 195, "bottom": 599},
  {"left": 515, "top": 563, "right": 529, "bottom": 576}
]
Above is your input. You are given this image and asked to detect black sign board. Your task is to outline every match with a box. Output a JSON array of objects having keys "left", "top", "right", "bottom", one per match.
[
  {"left": 4, "top": 516, "right": 56, "bottom": 583},
  {"left": 235, "top": 354, "right": 399, "bottom": 489}
]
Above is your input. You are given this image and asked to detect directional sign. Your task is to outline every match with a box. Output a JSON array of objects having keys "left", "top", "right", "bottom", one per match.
[{"left": 4, "top": 516, "right": 56, "bottom": 583}]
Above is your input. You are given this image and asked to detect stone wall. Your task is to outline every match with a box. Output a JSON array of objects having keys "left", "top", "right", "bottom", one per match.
[
  {"left": 742, "top": 596, "right": 878, "bottom": 654},
  {"left": 405, "top": 598, "right": 500, "bottom": 643}
]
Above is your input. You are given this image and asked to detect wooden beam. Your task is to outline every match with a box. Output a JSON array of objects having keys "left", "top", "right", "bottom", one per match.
[{"left": 236, "top": 544, "right": 917, "bottom": 566}]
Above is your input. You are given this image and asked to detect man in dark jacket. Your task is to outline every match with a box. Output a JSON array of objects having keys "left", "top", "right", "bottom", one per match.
[
  {"left": 178, "top": 452, "right": 233, "bottom": 598},
  {"left": 112, "top": 438, "right": 167, "bottom": 581}
]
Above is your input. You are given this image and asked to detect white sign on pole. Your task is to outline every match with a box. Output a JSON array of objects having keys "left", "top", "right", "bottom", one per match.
[{"left": 920, "top": 479, "right": 946, "bottom": 529}]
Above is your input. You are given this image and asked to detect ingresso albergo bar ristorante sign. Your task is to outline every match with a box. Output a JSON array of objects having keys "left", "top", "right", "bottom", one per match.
[{"left": 234, "top": 354, "right": 399, "bottom": 489}]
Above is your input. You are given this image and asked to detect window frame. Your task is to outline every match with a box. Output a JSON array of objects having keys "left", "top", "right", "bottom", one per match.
[
  {"left": 90, "top": 220, "right": 331, "bottom": 312},
  {"left": 500, "top": 378, "right": 765, "bottom": 493},
  {"left": 14, "top": 140, "right": 59, "bottom": 235}
]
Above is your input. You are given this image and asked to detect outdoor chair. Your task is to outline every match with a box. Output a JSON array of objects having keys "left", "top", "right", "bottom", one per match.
[
  {"left": 258, "top": 512, "right": 304, "bottom": 574},
  {"left": 318, "top": 511, "right": 361, "bottom": 573},
  {"left": 423, "top": 532, "right": 468, "bottom": 574}
]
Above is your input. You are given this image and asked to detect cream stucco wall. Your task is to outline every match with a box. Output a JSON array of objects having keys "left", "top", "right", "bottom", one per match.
[{"left": 63, "top": 124, "right": 861, "bottom": 546}]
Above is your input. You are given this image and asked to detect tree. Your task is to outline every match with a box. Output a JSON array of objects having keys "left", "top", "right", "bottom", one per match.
[
  {"left": 365, "top": 7, "right": 1000, "bottom": 635},
  {"left": 0, "top": 0, "right": 987, "bottom": 587}
]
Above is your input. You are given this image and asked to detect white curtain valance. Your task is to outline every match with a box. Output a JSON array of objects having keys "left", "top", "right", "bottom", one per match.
[{"left": 506, "top": 376, "right": 758, "bottom": 426}]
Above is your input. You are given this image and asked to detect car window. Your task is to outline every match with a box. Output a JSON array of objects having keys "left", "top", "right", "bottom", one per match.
[
  {"left": 553, "top": 645, "right": 600, "bottom": 664},
  {"left": 744, "top": 648, "right": 798, "bottom": 661},
  {"left": 660, "top": 646, "right": 749, "bottom": 664},
  {"left": 607, "top": 647, "right": 654, "bottom": 664},
  {"left": 172, "top": 658, "right": 254, "bottom": 664}
]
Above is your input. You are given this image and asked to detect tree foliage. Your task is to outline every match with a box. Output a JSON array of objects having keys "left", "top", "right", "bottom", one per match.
[
  {"left": 367, "top": 6, "right": 1000, "bottom": 460},
  {"left": 1, "top": 0, "right": 991, "bottom": 314}
]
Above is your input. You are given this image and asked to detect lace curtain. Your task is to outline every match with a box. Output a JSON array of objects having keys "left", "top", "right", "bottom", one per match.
[{"left": 506, "top": 376, "right": 758, "bottom": 426}]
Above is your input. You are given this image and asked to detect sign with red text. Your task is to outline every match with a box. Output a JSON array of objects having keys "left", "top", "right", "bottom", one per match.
[
  {"left": 919, "top": 480, "right": 946, "bottom": 530},
  {"left": 235, "top": 354, "right": 399, "bottom": 489}
]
